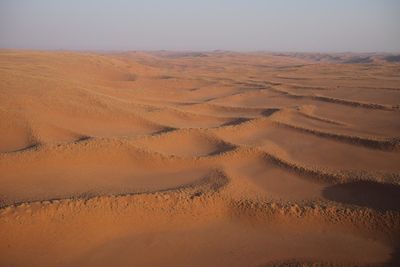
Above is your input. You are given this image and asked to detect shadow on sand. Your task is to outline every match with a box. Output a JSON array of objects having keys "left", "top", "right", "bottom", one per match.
[{"left": 323, "top": 180, "right": 400, "bottom": 212}]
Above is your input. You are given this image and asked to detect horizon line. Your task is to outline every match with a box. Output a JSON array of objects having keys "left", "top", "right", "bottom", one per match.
[{"left": 1, "top": 47, "right": 399, "bottom": 55}]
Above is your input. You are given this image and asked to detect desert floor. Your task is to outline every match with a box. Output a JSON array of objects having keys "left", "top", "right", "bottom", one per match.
[{"left": 1, "top": 51, "right": 400, "bottom": 267}]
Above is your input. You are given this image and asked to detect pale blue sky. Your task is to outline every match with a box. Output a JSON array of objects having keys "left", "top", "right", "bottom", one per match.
[{"left": 0, "top": 0, "right": 399, "bottom": 52}]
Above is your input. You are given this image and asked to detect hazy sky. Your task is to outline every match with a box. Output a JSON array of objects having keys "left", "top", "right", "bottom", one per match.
[{"left": 0, "top": 0, "right": 399, "bottom": 52}]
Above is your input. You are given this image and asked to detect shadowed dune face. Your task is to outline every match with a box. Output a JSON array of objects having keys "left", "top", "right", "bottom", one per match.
[
  {"left": 1, "top": 51, "right": 400, "bottom": 267},
  {"left": 323, "top": 181, "right": 400, "bottom": 212}
]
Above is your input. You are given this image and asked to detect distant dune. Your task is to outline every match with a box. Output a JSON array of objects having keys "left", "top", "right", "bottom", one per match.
[{"left": 1, "top": 50, "right": 400, "bottom": 267}]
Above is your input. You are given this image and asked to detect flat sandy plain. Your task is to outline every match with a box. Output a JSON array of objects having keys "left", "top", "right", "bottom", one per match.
[{"left": 1, "top": 50, "right": 400, "bottom": 267}]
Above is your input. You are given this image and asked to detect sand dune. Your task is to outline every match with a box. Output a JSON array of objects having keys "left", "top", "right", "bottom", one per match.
[{"left": 1, "top": 50, "right": 400, "bottom": 266}]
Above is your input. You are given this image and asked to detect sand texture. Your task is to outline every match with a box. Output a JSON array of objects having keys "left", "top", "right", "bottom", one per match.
[{"left": 1, "top": 51, "right": 400, "bottom": 267}]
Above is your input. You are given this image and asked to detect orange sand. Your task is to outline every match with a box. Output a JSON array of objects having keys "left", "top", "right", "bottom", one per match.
[{"left": 1, "top": 50, "right": 400, "bottom": 267}]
